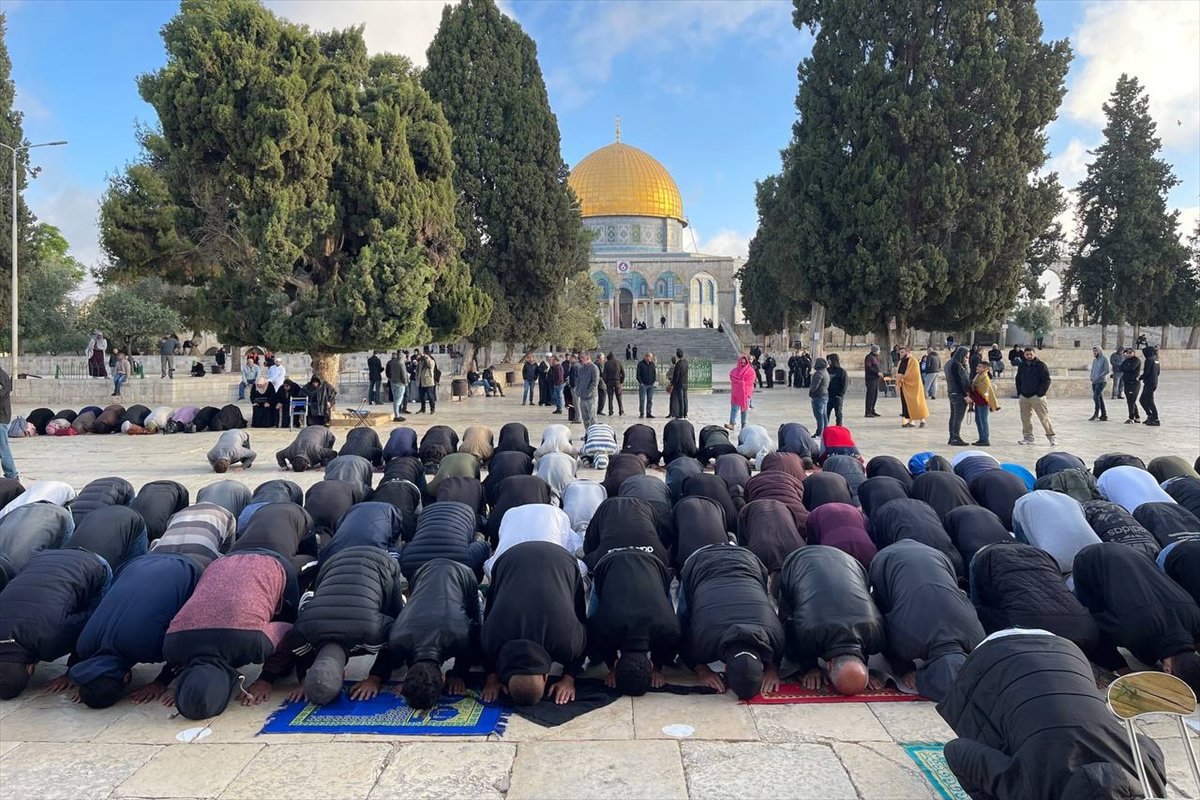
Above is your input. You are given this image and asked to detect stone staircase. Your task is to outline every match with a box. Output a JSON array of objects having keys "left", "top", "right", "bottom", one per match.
[{"left": 597, "top": 327, "right": 740, "bottom": 363}]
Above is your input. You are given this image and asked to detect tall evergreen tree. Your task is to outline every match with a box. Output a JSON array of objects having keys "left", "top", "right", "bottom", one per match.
[
  {"left": 0, "top": 12, "right": 37, "bottom": 341},
  {"left": 739, "top": 170, "right": 808, "bottom": 335},
  {"left": 1062, "top": 74, "right": 1190, "bottom": 334},
  {"left": 423, "top": 0, "right": 590, "bottom": 349},
  {"left": 781, "top": 0, "right": 1070, "bottom": 345},
  {"left": 98, "top": 0, "right": 486, "bottom": 383}
]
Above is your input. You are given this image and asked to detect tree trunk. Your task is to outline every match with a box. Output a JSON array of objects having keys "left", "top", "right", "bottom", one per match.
[
  {"left": 1132, "top": 323, "right": 1141, "bottom": 345},
  {"left": 809, "top": 302, "right": 826, "bottom": 359},
  {"left": 1161, "top": 325, "right": 1169, "bottom": 350},
  {"left": 1116, "top": 322, "right": 1125, "bottom": 349},
  {"left": 503, "top": 342, "right": 515, "bottom": 363},
  {"left": 310, "top": 351, "right": 340, "bottom": 388},
  {"left": 1188, "top": 324, "right": 1200, "bottom": 349},
  {"left": 1100, "top": 322, "right": 1108, "bottom": 351}
]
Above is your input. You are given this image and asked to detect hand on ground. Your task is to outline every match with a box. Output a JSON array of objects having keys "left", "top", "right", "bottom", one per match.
[
  {"left": 446, "top": 676, "right": 466, "bottom": 696},
  {"left": 549, "top": 675, "right": 575, "bottom": 705},
  {"left": 801, "top": 668, "right": 824, "bottom": 691},
  {"left": 349, "top": 676, "right": 381, "bottom": 701},
  {"left": 42, "top": 675, "right": 71, "bottom": 695},
  {"left": 760, "top": 666, "right": 780, "bottom": 695},
  {"left": 284, "top": 686, "right": 306, "bottom": 703},
  {"left": 241, "top": 679, "right": 271, "bottom": 706},
  {"left": 129, "top": 682, "right": 168, "bottom": 705},
  {"left": 481, "top": 673, "right": 502, "bottom": 703}
]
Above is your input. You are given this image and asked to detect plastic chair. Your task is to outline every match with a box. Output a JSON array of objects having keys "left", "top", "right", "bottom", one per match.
[
  {"left": 1107, "top": 671, "right": 1199, "bottom": 797},
  {"left": 288, "top": 397, "right": 308, "bottom": 429}
]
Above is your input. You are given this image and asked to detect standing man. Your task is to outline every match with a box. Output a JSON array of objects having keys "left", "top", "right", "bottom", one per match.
[
  {"left": 923, "top": 347, "right": 941, "bottom": 399},
  {"left": 944, "top": 346, "right": 970, "bottom": 447},
  {"left": 159, "top": 333, "right": 179, "bottom": 379},
  {"left": 595, "top": 353, "right": 607, "bottom": 416},
  {"left": 366, "top": 352, "right": 383, "bottom": 406},
  {"left": 1119, "top": 347, "right": 1141, "bottom": 424},
  {"left": 1109, "top": 347, "right": 1124, "bottom": 400},
  {"left": 788, "top": 350, "right": 800, "bottom": 388},
  {"left": 576, "top": 353, "right": 601, "bottom": 429},
  {"left": 1088, "top": 346, "right": 1109, "bottom": 422},
  {"left": 386, "top": 351, "right": 407, "bottom": 422},
  {"left": 987, "top": 343, "right": 1003, "bottom": 377},
  {"left": 631, "top": 345, "right": 638, "bottom": 361},
  {"left": 637, "top": 352, "right": 656, "bottom": 419},
  {"left": 549, "top": 355, "right": 565, "bottom": 415},
  {"left": 0, "top": 364, "right": 17, "bottom": 481},
  {"left": 416, "top": 348, "right": 437, "bottom": 415},
  {"left": 1015, "top": 348, "right": 1056, "bottom": 446},
  {"left": 670, "top": 349, "right": 689, "bottom": 419},
  {"left": 798, "top": 350, "right": 812, "bottom": 388},
  {"left": 763, "top": 352, "right": 776, "bottom": 389},
  {"left": 602, "top": 352, "right": 624, "bottom": 416},
  {"left": 863, "top": 345, "right": 881, "bottom": 418},
  {"left": 521, "top": 354, "right": 537, "bottom": 406},
  {"left": 1139, "top": 345, "right": 1160, "bottom": 426}
]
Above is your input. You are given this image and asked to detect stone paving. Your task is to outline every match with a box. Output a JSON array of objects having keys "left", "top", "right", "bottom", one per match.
[{"left": 2, "top": 373, "right": 1199, "bottom": 799}]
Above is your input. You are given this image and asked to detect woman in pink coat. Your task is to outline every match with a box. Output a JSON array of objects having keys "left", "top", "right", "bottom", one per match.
[{"left": 727, "top": 356, "right": 756, "bottom": 431}]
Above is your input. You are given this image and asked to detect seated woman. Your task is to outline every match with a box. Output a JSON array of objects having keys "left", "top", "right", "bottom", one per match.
[
  {"left": 276, "top": 379, "right": 305, "bottom": 428},
  {"left": 249, "top": 379, "right": 279, "bottom": 428}
]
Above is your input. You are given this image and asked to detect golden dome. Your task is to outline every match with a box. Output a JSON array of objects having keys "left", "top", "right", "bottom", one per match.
[{"left": 569, "top": 141, "right": 685, "bottom": 223}]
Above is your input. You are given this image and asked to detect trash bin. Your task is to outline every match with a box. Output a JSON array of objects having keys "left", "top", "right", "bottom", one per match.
[
  {"left": 775, "top": 368, "right": 786, "bottom": 384},
  {"left": 1074, "top": 340, "right": 1081, "bottom": 348},
  {"left": 451, "top": 378, "right": 469, "bottom": 401},
  {"left": 505, "top": 370, "right": 516, "bottom": 386}
]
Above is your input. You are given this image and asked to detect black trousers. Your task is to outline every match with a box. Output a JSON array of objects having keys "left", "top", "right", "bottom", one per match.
[
  {"left": 865, "top": 377, "right": 879, "bottom": 415},
  {"left": 1139, "top": 387, "right": 1158, "bottom": 421},
  {"left": 765, "top": 370, "right": 774, "bottom": 388},
  {"left": 949, "top": 393, "right": 967, "bottom": 441},
  {"left": 1124, "top": 384, "right": 1140, "bottom": 420},
  {"left": 605, "top": 382, "right": 624, "bottom": 414}
]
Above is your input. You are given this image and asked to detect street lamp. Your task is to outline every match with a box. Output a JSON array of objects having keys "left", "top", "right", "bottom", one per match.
[{"left": 1, "top": 139, "right": 67, "bottom": 377}]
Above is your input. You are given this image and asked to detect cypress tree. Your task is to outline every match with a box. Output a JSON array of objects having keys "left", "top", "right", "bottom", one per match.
[
  {"left": 423, "top": 0, "right": 590, "bottom": 349},
  {"left": 782, "top": 0, "right": 1070, "bottom": 345},
  {"left": 739, "top": 171, "right": 808, "bottom": 335},
  {"left": 0, "top": 13, "right": 36, "bottom": 347}
]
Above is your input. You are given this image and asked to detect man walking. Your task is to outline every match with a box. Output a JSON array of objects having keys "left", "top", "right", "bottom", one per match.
[
  {"left": 575, "top": 353, "right": 601, "bottom": 429},
  {"left": 366, "top": 352, "right": 383, "bottom": 405},
  {"left": 863, "top": 345, "right": 881, "bottom": 417},
  {"left": 637, "top": 352, "right": 656, "bottom": 418},
  {"left": 944, "top": 346, "right": 970, "bottom": 446},
  {"left": 521, "top": 354, "right": 537, "bottom": 406},
  {"left": 386, "top": 351, "right": 407, "bottom": 422},
  {"left": 670, "top": 349, "right": 690, "bottom": 419},
  {"left": 923, "top": 347, "right": 941, "bottom": 399},
  {"left": 0, "top": 364, "right": 17, "bottom": 481},
  {"left": 1088, "top": 346, "right": 1109, "bottom": 422},
  {"left": 1015, "top": 347, "right": 1056, "bottom": 446},
  {"left": 159, "top": 333, "right": 179, "bottom": 379}
]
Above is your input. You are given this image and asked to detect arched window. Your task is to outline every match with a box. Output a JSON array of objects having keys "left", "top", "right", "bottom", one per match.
[{"left": 707, "top": 281, "right": 716, "bottom": 303}]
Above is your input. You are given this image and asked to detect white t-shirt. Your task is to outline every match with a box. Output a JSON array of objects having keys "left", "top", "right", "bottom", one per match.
[
  {"left": 0, "top": 480, "right": 78, "bottom": 520},
  {"left": 485, "top": 504, "right": 584, "bottom": 578}
]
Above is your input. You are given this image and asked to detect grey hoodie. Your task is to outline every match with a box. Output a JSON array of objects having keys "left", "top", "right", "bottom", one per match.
[
  {"left": 944, "top": 347, "right": 970, "bottom": 396},
  {"left": 808, "top": 359, "right": 829, "bottom": 398},
  {"left": 1089, "top": 353, "right": 1110, "bottom": 383}
]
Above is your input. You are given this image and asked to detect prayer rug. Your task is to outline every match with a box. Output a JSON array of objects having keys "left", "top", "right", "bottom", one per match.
[
  {"left": 260, "top": 682, "right": 509, "bottom": 736},
  {"left": 901, "top": 742, "right": 970, "bottom": 800},
  {"left": 511, "top": 678, "right": 720, "bottom": 729},
  {"left": 744, "top": 682, "right": 927, "bottom": 704}
]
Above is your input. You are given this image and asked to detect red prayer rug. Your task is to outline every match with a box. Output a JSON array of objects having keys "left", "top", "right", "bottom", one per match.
[{"left": 743, "top": 682, "right": 927, "bottom": 705}]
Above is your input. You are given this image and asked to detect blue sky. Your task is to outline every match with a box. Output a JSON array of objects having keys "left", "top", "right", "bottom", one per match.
[{"left": 6, "top": 0, "right": 1199, "bottom": 294}]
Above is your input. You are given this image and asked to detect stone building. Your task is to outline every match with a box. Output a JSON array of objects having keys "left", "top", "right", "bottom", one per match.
[{"left": 568, "top": 129, "right": 744, "bottom": 330}]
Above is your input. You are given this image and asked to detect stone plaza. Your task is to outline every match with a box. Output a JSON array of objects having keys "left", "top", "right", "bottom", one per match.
[{"left": 1, "top": 373, "right": 1198, "bottom": 799}]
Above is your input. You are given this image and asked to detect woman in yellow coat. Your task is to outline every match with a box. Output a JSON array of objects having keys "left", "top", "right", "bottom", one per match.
[{"left": 896, "top": 347, "right": 929, "bottom": 428}]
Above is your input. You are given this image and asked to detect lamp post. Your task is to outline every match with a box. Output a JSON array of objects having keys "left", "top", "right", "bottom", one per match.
[{"left": 1, "top": 139, "right": 68, "bottom": 377}]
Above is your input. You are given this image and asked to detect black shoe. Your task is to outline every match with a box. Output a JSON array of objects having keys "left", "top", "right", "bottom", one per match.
[
  {"left": 972, "top": 440, "right": 990, "bottom": 446},
  {"left": 553, "top": 409, "right": 562, "bottom": 414},
  {"left": 646, "top": 414, "right": 655, "bottom": 419},
  {"left": 1088, "top": 414, "right": 1098, "bottom": 421},
  {"left": 1145, "top": 419, "right": 1161, "bottom": 426},
  {"left": 948, "top": 438, "right": 968, "bottom": 446},
  {"left": 393, "top": 416, "right": 406, "bottom": 422},
  {"left": 1098, "top": 416, "right": 1108, "bottom": 421}
]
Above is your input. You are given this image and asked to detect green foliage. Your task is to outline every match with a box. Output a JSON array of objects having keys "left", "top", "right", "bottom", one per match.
[
  {"left": 781, "top": 0, "right": 1070, "bottom": 338},
  {"left": 10, "top": 224, "right": 87, "bottom": 354},
  {"left": 1011, "top": 301, "right": 1054, "bottom": 337},
  {"left": 1062, "top": 74, "right": 1191, "bottom": 329},
  {"left": 0, "top": 12, "right": 40, "bottom": 332},
  {"left": 98, "top": 0, "right": 482, "bottom": 372},
  {"left": 546, "top": 271, "right": 602, "bottom": 352},
  {"left": 739, "top": 171, "right": 808, "bottom": 334},
  {"left": 423, "top": 0, "right": 588, "bottom": 346},
  {"left": 1154, "top": 220, "right": 1200, "bottom": 328},
  {"left": 83, "top": 279, "right": 183, "bottom": 355}
]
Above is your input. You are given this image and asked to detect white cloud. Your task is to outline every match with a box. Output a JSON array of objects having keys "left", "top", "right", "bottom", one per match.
[
  {"left": 266, "top": 0, "right": 458, "bottom": 66},
  {"left": 1178, "top": 205, "right": 1199, "bottom": 243},
  {"left": 26, "top": 178, "right": 104, "bottom": 298},
  {"left": 1066, "top": 0, "right": 1200, "bottom": 148},
  {"left": 691, "top": 227, "right": 751, "bottom": 258},
  {"left": 1054, "top": 187, "right": 1081, "bottom": 247},
  {"left": 1046, "top": 138, "right": 1092, "bottom": 188}
]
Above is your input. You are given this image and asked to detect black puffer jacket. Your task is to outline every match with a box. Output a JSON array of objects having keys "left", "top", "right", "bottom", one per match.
[
  {"left": 252, "top": 480, "right": 304, "bottom": 505},
  {"left": 944, "top": 506, "right": 1012, "bottom": 568},
  {"left": 0, "top": 549, "right": 109, "bottom": 665},
  {"left": 71, "top": 477, "right": 135, "bottom": 524},
  {"left": 778, "top": 423, "right": 819, "bottom": 459},
  {"left": 383, "top": 428, "right": 418, "bottom": 462},
  {"left": 969, "top": 542, "right": 1099, "bottom": 652},
  {"left": 69, "top": 505, "right": 148, "bottom": 574},
  {"left": 582, "top": 497, "right": 668, "bottom": 572},
  {"left": 339, "top": 428, "right": 384, "bottom": 468},
  {"left": 1033, "top": 469, "right": 1100, "bottom": 503},
  {"left": 389, "top": 558, "right": 481, "bottom": 665},
  {"left": 662, "top": 419, "right": 697, "bottom": 464},
  {"left": 679, "top": 544, "right": 784, "bottom": 668},
  {"left": 937, "top": 633, "right": 1164, "bottom": 800},
  {"left": 323, "top": 455, "right": 374, "bottom": 498},
  {"left": 870, "top": 498, "right": 964, "bottom": 580},
  {"left": 0, "top": 504, "right": 74, "bottom": 581},
  {"left": 621, "top": 424, "right": 661, "bottom": 465},
  {"left": 294, "top": 546, "right": 403, "bottom": 651},
  {"left": 483, "top": 451, "right": 533, "bottom": 507},
  {"left": 305, "top": 480, "right": 357, "bottom": 537},
  {"left": 399, "top": 501, "right": 488, "bottom": 580},
  {"left": 1080, "top": 500, "right": 1160, "bottom": 560},
  {"left": 1134, "top": 502, "right": 1200, "bottom": 548},
  {"left": 1165, "top": 476, "right": 1200, "bottom": 521},
  {"left": 778, "top": 545, "right": 883, "bottom": 669},
  {"left": 130, "top": 481, "right": 189, "bottom": 541},
  {"left": 909, "top": 471, "right": 976, "bottom": 521},
  {"left": 1035, "top": 452, "right": 1087, "bottom": 479},
  {"left": 968, "top": 470, "right": 1028, "bottom": 531},
  {"left": 1092, "top": 452, "right": 1144, "bottom": 479},
  {"left": 368, "top": 480, "right": 421, "bottom": 543},
  {"left": 665, "top": 457, "right": 703, "bottom": 503}
]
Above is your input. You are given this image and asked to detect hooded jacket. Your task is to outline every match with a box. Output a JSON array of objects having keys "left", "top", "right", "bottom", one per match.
[
  {"left": 967, "top": 470, "right": 1028, "bottom": 532},
  {"left": 435, "top": 478, "right": 486, "bottom": 522},
  {"left": 601, "top": 453, "right": 646, "bottom": 497},
  {"left": 482, "top": 451, "right": 533, "bottom": 507},
  {"left": 484, "top": 475, "right": 552, "bottom": 546},
  {"left": 777, "top": 423, "right": 820, "bottom": 460},
  {"left": 672, "top": 497, "right": 732, "bottom": 571},
  {"left": 745, "top": 470, "right": 808, "bottom": 535},
  {"left": 866, "top": 455, "right": 913, "bottom": 488},
  {"left": 482, "top": 541, "right": 587, "bottom": 681},
  {"left": 325, "top": 502, "right": 404, "bottom": 562},
  {"left": 583, "top": 496, "right": 670, "bottom": 570},
  {"left": 937, "top": 632, "right": 1165, "bottom": 800},
  {"left": 802, "top": 471, "right": 853, "bottom": 511},
  {"left": 69, "top": 505, "right": 148, "bottom": 574},
  {"left": 0, "top": 503, "right": 74, "bottom": 577},
  {"left": 868, "top": 540, "right": 984, "bottom": 702},
  {"left": 339, "top": 428, "right": 383, "bottom": 468},
  {"left": 1034, "top": 468, "right": 1101, "bottom": 504},
  {"left": 459, "top": 426, "right": 495, "bottom": 463},
  {"left": 679, "top": 544, "right": 784, "bottom": 669},
  {"left": 944, "top": 347, "right": 971, "bottom": 396},
  {"left": 1165, "top": 476, "right": 1200, "bottom": 521},
  {"left": 858, "top": 476, "right": 910, "bottom": 520},
  {"left": 665, "top": 457, "right": 704, "bottom": 503},
  {"left": 1134, "top": 502, "right": 1200, "bottom": 549},
  {"left": 195, "top": 481, "right": 252, "bottom": 518},
  {"left": 729, "top": 357, "right": 756, "bottom": 411},
  {"left": 535, "top": 452, "right": 577, "bottom": 503},
  {"left": 871, "top": 498, "right": 964, "bottom": 580},
  {"left": 662, "top": 419, "right": 698, "bottom": 464},
  {"left": 1073, "top": 542, "right": 1200, "bottom": 666},
  {"left": 563, "top": 480, "right": 606, "bottom": 535},
  {"left": 909, "top": 471, "right": 976, "bottom": 521},
  {"left": 383, "top": 427, "right": 418, "bottom": 462},
  {"left": 821, "top": 456, "right": 866, "bottom": 507},
  {"left": 368, "top": 480, "right": 421, "bottom": 543},
  {"left": 1080, "top": 500, "right": 1160, "bottom": 560},
  {"left": 1092, "top": 453, "right": 1145, "bottom": 480},
  {"left": 419, "top": 426, "right": 460, "bottom": 470},
  {"left": 1097, "top": 465, "right": 1173, "bottom": 514},
  {"left": 1012, "top": 491, "right": 1100, "bottom": 579},
  {"left": 427, "top": 453, "right": 482, "bottom": 498},
  {"left": 805, "top": 502, "right": 876, "bottom": 568},
  {"left": 399, "top": 501, "right": 488, "bottom": 580},
  {"left": 495, "top": 422, "right": 535, "bottom": 458},
  {"left": 68, "top": 553, "right": 201, "bottom": 687},
  {"left": 294, "top": 546, "right": 403, "bottom": 653},
  {"left": 683, "top": 474, "right": 740, "bottom": 536},
  {"left": 323, "top": 455, "right": 374, "bottom": 498},
  {"left": 388, "top": 558, "right": 481, "bottom": 667},
  {"left": 129, "top": 481, "right": 189, "bottom": 542},
  {"left": 304, "top": 480, "right": 357, "bottom": 537},
  {"left": 0, "top": 549, "right": 110, "bottom": 666},
  {"left": 276, "top": 426, "right": 337, "bottom": 470},
  {"left": 944, "top": 506, "right": 1013, "bottom": 568},
  {"left": 1036, "top": 452, "right": 1087, "bottom": 479},
  {"left": 807, "top": 359, "right": 830, "bottom": 398},
  {"left": 969, "top": 542, "right": 1099, "bottom": 651},
  {"left": 778, "top": 545, "right": 884, "bottom": 669},
  {"left": 71, "top": 477, "right": 135, "bottom": 524},
  {"left": 761, "top": 451, "right": 807, "bottom": 482},
  {"left": 621, "top": 424, "right": 661, "bottom": 466},
  {"left": 486, "top": 504, "right": 580, "bottom": 579},
  {"left": 617, "top": 475, "right": 675, "bottom": 551}
]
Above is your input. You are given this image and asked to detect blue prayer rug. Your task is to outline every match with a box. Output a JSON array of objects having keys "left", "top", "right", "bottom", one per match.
[
  {"left": 901, "top": 742, "right": 970, "bottom": 800},
  {"left": 260, "top": 682, "right": 510, "bottom": 736}
]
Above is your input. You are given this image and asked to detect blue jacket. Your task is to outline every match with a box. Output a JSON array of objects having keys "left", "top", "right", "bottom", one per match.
[{"left": 68, "top": 553, "right": 201, "bottom": 684}]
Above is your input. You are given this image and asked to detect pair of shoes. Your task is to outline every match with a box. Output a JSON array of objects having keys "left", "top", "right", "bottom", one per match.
[
  {"left": 1017, "top": 439, "right": 1034, "bottom": 445},
  {"left": 639, "top": 414, "right": 644, "bottom": 418},
  {"left": 919, "top": 421, "right": 926, "bottom": 428},
  {"left": 972, "top": 440, "right": 990, "bottom": 446},
  {"left": 1124, "top": 418, "right": 1138, "bottom": 424},
  {"left": 870, "top": 412, "right": 882, "bottom": 417},
  {"left": 393, "top": 416, "right": 406, "bottom": 422},
  {"left": 948, "top": 439, "right": 968, "bottom": 446}
]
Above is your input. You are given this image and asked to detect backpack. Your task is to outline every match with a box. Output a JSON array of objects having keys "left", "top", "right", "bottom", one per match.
[{"left": 7, "top": 416, "right": 27, "bottom": 437}]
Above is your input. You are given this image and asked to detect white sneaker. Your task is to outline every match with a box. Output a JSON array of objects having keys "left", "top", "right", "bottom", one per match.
[
  {"left": 1047, "top": 437, "right": 1057, "bottom": 446},
  {"left": 1017, "top": 439, "right": 1034, "bottom": 445}
]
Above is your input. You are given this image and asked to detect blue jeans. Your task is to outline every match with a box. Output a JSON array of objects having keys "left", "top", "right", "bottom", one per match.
[
  {"left": 639, "top": 384, "right": 654, "bottom": 416},
  {"left": 368, "top": 378, "right": 381, "bottom": 404},
  {"left": 113, "top": 373, "right": 127, "bottom": 395},
  {"left": 811, "top": 396, "right": 827, "bottom": 435},
  {"left": 391, "top": 383, "right": 406, "bottom": 418},
  {"left": 1091, "top": 381, "right": 1106, "bottom": 417},
  {"left": 729, "top": 404, "right": 747, "bottom": 426},
  {"left": 552, "top": 385, "right": 564, "bottom": 412},
  {"left": 238, "top": 380, "right": 247, "bottom": 400},
  {"left": 523, "top": 379, "right": 535, "bottom": 404},
  {"left": 0, "top": 425, "right": 16, "bottom": 479},
  {"left": 973, "top": 405, "right": 990, "bottom": 443}
]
